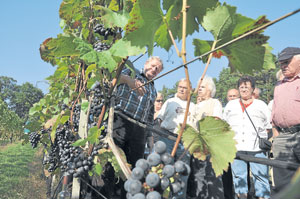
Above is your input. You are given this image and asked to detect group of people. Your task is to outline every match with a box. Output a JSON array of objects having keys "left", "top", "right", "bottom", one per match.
[{"left": 107, "top": 46, "right": 300, "bottom": 199}]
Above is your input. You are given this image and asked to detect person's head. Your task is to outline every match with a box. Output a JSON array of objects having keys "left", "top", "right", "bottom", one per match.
[
  {"left": 143, "top": 56, "right": 163, "bottom": 80},
  {"left": 177, "top": 79, "right": 190, "bottom": 101},
  {"left": 276, "top": 69, "right": 284, "bottom": 81},
  {"left": 237, "top": 76, "right": 255, "bottom": 100},
  {"left": 227, "top": 88, "right": 240, "bottom": 101},
  {"left": 252, "top": 87, "right": 261, "bottom": 99},
  {"left": 277, "top": 47, "right": 300, "bottom": 79},
  {"left": 154, "top": 92, "right": 164, "bottom": 112},
  {"left": 196, "top": 76, "right": 216, "bottom": 102}
]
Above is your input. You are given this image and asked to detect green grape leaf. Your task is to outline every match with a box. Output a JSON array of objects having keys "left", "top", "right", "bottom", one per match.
[
  {"left": 156, "top": 0, "right": 218, "bottom": 51},
  {"left": 74, "top": 38, "right": 118, "bottom": 72},
  {"left": 94, "top": 163, "right": 103, "bottom": 176},
  {"left": 60, "top": 115, "right": 70, "bottom": 124},
  {"left": 192, "top": 39, "right": 213, "bottom": 63},
  {"left": 59, "top": 0, "right": 89, "bottom": 21},
  {"left": 81, "top": 101, "right": 89, "bottom": 112},
  {"left": 47, "top": 34, "right": 79, "bottom": 57},
  {"left": 233, "top": 15, "right": 270, "bottom": 37},
  {"left": 124, "top": 0, "right": 163, "bottom": 55},
  {"left": 108, "top": 0, "right": 119, "bottom": 11},
  {"left": 100, "top": 7, "right": 130, "bottom": 28},
  {"left": 201, "top": 4, "right": 237, "bottom": 41},
  {"left": 85, "top": 64, "right": 96, "bottom": 76},
  {"left": 262, "top": 43, "right": 276, "bottom": 70},
  {"left": 87, "top": 126, "right": 102, "bottom": 144},
  {"left": 72, "top": 138, "right": 88, "bottom": 147},
  {"left": 109, "top": 38, "right": 146, "bottom": 57},
  {"left": 222, "top": 34, "right": 269, "bottom": 73},
  {"left": 182, "top": 116, "right": 236, "bottom": 176}
]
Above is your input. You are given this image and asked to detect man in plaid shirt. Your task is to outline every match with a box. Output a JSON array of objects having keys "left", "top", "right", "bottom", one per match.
[{"left": 113, "top": 56, "right": 163, "bottom": 166}]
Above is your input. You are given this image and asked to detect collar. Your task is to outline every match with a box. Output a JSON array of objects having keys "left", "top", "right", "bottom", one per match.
[{"left": 282, "top": 73, "right": 300, "bottom": 83}]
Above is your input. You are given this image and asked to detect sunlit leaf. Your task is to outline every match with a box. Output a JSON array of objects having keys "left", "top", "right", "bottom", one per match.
[
  {"left": 182, "top": 116, "right": 236, "bottom": 176},
  {"left": 125, "top": 0, "right": 163, "bottom": 55}
]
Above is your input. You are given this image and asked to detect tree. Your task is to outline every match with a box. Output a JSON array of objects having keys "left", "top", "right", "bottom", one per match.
[
  {"left": 214, "top": 67, "right": 279, "bottom": 106},
  {"left": 10, "top": 82, "right": 44, "bottom": 119},
  {"left": 0, "top": 76, "right": 17, "bottom": 104}
]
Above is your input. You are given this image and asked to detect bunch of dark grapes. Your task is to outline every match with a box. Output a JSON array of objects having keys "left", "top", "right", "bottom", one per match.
[
  {"left": 124, "top": 141, "right": 191, "bottom": 199},
  {"left": 93, "top": 24, "right": 116, "bottom": 39},
  {"left": 29, "top": 132, "right": 41, "bottom": 148},
  {"left": 93, "top": 41, "right": 111, "bottom": 52},
  {"left": 71, "top": 103, "right": 81, "bottom": 132}
]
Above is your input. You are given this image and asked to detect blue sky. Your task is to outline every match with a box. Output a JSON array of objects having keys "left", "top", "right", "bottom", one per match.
[{"left": 0, "top": 0, "right": 299, "bottom": 93}]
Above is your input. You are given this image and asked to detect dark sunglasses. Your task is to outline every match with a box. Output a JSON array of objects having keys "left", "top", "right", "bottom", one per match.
[{"left": 156, "top": 100, "right": 163, "bottom": 102}]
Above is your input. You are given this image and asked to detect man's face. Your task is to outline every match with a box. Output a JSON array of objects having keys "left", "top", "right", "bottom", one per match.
[
  {"left": 154, "top": 93, "right": 163, "bottom": 112},
  {"left": 177, "top": 80, "right": 189, "bottom": 101},
  {"left": 239, "top": 82, "right": 253, "bottom": 100},
  {"left": 227, "top": 89, "right": 239, "bottom": 101},
  {"left": 144, "top": 59, "right": 163, "bottom": 80},
  {"left": 252, "top": 88, "right": 260, "bottom": 99},
  {"left": 279, "top": 56, "right": 300, "bottom": 79}
]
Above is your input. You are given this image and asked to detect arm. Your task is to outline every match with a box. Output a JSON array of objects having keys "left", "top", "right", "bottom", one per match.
[{"left": 119, "top": 74, "right": 146, "bottom": 96}]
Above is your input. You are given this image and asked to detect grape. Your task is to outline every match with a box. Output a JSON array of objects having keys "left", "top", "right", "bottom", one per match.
[
  {"left": 145, "top": 173, "right": 160, "bottom": 188},
  {"left": 135, "top": 159, "right": 149, "bottom": 171},
  {"left": 154, "top": 141, "right": 167, "bottom": 154},
  {"left": 160, "top": 152, "right": 174, "bottom": 165},
  {"left": 124, "top": 178, "right": 134, "bottom": 192},
  {"left": 147, "top": 153, "right": 161, "bottom": 167},
  {"left": 128, "top": 179, "right": 142, "bottom": 195},
  {"left": 174, "top": 160, "right": 186, "bottom": 174},
  {"left": 171, "top": 182, "right": 182, "bottom": 194},
  {"left": 132, "top": 193, "right": 146, "bottom": 199},
  {"left": 131, "top": 167, "right": 144, "bottom": 180},
  {"left": 160, "top": 176, "right": 170, "bottom": 190},
  {"left": 146, "top": 191, "right": 161, "bottom": 199},
  {"left": 162, "top": 164, "right": 175, "bottom": 178}
]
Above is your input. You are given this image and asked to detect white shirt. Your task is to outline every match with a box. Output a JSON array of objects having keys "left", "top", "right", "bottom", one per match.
[
  {"left": 195, "top": 98, "right": 223, "bottom": 119},
  {"left": 157, "top": 95, "right": 196, "bottom": 134},
  {"left": 223, "top": 99, "right": 271, "bottom": 151}
]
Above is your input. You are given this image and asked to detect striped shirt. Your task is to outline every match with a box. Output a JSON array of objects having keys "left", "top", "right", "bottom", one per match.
[{"left": 115, "top": 68, "right": 157, "bottom": 124}]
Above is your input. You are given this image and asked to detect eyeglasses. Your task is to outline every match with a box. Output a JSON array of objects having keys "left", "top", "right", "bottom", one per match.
[{"left": 155, "top": 100, "right": 163, "bottom": 102}]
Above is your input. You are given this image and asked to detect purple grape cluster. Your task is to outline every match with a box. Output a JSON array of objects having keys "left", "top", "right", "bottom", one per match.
[{"left": 124, "top": 141, "right": 191, "bottom": 199}]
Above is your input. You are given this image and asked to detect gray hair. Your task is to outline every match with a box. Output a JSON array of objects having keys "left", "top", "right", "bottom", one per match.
[
  {"left": 196, "top": 76, "right": 216, "bottom": 97},
  {"left": 146, "top": 56, "right": 164, "bottom": 70},
  {"left": 276, "top": 69, "right": 283, "bottom": 81}
]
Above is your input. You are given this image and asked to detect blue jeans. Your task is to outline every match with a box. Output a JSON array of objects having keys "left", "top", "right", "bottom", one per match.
[
  {"left": 231, "top": 151, "right": 270, "bottom": 198},
  {"left": 160, "top": 136, "right": 191, "bottom": 199}
]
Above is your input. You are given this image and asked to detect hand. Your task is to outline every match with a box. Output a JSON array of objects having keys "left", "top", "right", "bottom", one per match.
[{"left": 133, "top": 79, "right": 146, "bottom": 96}]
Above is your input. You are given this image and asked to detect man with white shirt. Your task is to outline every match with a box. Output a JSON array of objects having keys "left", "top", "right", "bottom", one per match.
[
  {"left": 156, "top": 78, "right": 195, "bottom": 199},
  {"left": 223, "top": 76, "right": 271, "bottom": 199}
]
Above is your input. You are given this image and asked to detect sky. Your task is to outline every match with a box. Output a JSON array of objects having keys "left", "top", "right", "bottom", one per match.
[{"left": 0, "top": 0, "right": 300, "bottom": 94}]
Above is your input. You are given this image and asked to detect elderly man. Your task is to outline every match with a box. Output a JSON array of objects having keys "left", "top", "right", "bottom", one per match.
[
  {"left": 253, "top": 88, "right": 261, "bottom": 99},
  {"left": 227, "top": 88, "right": 240, "bottom": 102},
  {"left": 156, "top": 78, "right": 195, "bottom": 199},
  {"left": 271, "top": 47, "right": 300, "bottom": 194}
]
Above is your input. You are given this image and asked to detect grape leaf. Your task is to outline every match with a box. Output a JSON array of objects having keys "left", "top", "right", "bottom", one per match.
[
  {"left": 181, "top": 116, "right": 236, "bottom": 176},
  {"left": 262, "top": 43, "right": 276, "bottom": 70},
  {"left": 74, "top": 38, "right": 118, "bottom": 72},
  {"left": 201, "top": 4, "right": 237, "bottom": 41},
  {"left": 100, "top": 7, "right": 130, "bottom": 28},
  {"left": 222, "top": 34, "right": 269, "bottom": 73},
  {"left": 192, "top": 39, "right": 213, "bottom": 63},
  {"left": 47, "top": 34, "right": 80, "bottom": 57},
  {"left": 124, "top": 0, "right": 163, "bottom": 55},
  {"left": 156, "top": 0, "right": 218, "bottom": 51},
  {"left": 109, "top": 38, "right": 146, "bottom": 57}
]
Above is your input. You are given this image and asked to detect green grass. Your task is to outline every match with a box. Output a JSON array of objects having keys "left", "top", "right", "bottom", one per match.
[{"left": 0, "top": 143, "right": 37, "bottom": 199}]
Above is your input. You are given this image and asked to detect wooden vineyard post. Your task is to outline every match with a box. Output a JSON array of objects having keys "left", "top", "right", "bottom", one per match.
[{"left": 71, "top": 99, "right": 89, "bottom": 199}]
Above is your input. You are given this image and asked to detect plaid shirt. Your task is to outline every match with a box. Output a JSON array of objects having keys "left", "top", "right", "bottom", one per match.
[{"left": 115, "top": 68, "right": 157, "bottom": 124}]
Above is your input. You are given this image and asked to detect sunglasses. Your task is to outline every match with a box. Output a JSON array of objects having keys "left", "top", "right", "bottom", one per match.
[{"left": 155, "top": 100, "right": 163, "bottom": 102}]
